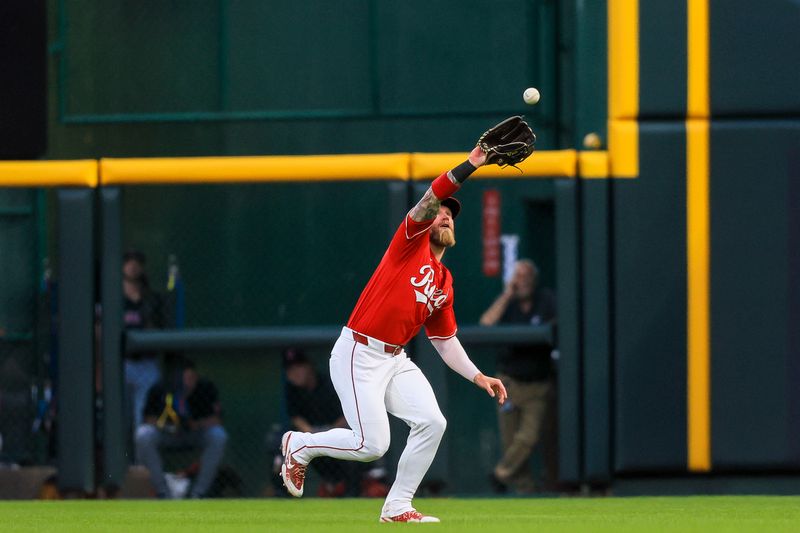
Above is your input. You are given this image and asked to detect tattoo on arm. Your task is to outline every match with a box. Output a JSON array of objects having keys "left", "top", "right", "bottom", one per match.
[{"left": 409, "top": 187, "right": 442, "bottom": 222}]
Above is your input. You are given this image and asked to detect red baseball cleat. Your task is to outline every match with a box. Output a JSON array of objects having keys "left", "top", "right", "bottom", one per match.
[
  {"left": 280, "top": 431, "right": 307, "bottom": 497},
  {"left": 380, "top": 511, "right": 440, "bottom": 523}
]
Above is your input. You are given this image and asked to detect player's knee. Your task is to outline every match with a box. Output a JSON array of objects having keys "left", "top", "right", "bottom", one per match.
[
  {"left": 206, "top": 426, "right": 228, "bottom": 448},
  {"left": 134, "top": 424, "right": 158, "bottom": 448},
  {"left": 426, "top": 413, "right": 447, "bottom": 437},
  {"left": 361, "top": 435, "right": 390, "bottom": 461},
  {"left": 514, "top": 433, "right": 539, "bottom": 449}
]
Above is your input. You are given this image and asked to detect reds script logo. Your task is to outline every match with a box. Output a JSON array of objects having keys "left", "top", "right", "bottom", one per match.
[{"left": 410, "top": 265, "right": 448, "bottom": 314}]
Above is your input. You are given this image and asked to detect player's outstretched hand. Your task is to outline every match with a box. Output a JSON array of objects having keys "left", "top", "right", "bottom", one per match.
[
  {"left": 473, "top": 373, "right": 507, "bottom": 405},
  {"left": 468, "top": 146, "right": 487, "bottom": 167}
]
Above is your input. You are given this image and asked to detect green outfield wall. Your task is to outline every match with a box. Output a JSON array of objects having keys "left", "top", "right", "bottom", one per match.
[
  {"left": 601, "top": 0, "right": 800, "bottom": 480},
  {"left": 3, "top": 0, "right": 799, "bottom": 496}
]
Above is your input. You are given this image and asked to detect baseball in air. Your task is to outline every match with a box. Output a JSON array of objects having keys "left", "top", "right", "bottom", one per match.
[{"left": 523, "top": 87, "right": 540, "bottom": 105}]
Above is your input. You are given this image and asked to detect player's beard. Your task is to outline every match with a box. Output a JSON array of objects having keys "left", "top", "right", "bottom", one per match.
[{"left": 431, "top": 227, "right": 456, "bottom": 248}]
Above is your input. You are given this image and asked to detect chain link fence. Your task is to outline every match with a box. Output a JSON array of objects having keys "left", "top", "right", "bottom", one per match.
[
  {"left": 0, "top": 189, "right": 56, "bottom": 485},
  {"left": 113, "top": 181, "right": 558, "bottom": 499},
  {"left": 117, "top": 182, "right": 399, "bottom": 498},
  {"left": 0, "top": 181, "right": 557, "bottom": 499}
]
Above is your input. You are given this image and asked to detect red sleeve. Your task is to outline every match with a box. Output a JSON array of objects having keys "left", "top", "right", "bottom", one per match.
[
  {"left": 403, "top": 214, "right": 434, "bottom": 240},
  {"left": 384, "top": 214, "right": 434, "bottom": 260},
  {"left": 424, "top": 305, "right": 457, "bottom": 340}
]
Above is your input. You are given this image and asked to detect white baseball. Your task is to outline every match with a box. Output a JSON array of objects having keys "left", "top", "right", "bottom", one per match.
[{"left": 523, "top": 87, "right": 540, "bottom": 105}]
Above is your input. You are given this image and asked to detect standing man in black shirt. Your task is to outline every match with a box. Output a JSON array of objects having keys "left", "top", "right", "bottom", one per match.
[
  {"left": 479, "top": 258, "right": 556, "bottom": 493},
  {"left": 122, "top": 249, "right": 165, "bottom": 431}
]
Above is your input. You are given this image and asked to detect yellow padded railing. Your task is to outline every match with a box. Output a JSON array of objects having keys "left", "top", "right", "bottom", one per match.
[
  {"left": 0, "top": 160, "right": 98, "bottom": 187},
  {"left": 0, "top": 150, "right": 609, "bottom": 187}
]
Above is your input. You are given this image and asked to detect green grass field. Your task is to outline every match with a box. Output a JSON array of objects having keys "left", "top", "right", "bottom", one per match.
[{"left": 1, "top": 496, "right": 799, "bottom": 532}]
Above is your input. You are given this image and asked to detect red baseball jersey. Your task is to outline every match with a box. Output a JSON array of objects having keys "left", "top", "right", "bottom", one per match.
[{"left": 346, "top": 214, "right": 457, "bottom": 346}]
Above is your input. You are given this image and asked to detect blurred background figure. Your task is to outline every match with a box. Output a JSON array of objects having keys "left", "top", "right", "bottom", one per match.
[
  {"left": 134, "top": 358, "right": 228, "bottom": 499},
  {"left": 122, "top": 249, "right": 165, "bottom": 432},
  {"left": 480, "top": 258, "right": 557, "bottom": 494}
]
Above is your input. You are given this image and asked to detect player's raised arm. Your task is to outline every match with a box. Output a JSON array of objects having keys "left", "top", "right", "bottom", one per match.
[
  {"left": 409, "top": 116, "right": 536, "bottom": 222},
  {"left": 409, "top": 146, "right": 486, "bottom": 222}
]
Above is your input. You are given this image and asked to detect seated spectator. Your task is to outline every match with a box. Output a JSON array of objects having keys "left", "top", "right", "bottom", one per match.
[{"left": 135, "top": 358, "right": 228, "bottom": 498}]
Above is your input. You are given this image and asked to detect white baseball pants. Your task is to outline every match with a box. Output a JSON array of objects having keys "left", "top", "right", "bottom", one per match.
[{"left": 291, "top": 327, "right": 446, "bottom": 516}]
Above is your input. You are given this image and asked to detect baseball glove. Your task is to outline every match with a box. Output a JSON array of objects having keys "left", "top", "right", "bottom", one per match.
[{"left": 476, "top": 116, "right": 536, "bottom": 167}]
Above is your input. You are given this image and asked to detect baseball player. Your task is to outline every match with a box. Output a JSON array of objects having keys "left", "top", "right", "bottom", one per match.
[{"left": 280, "top": 117, "right": 535, "bottom": 522}]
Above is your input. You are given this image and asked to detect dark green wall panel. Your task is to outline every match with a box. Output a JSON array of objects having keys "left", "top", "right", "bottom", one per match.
[
  {"left": 791, "top": 147, "right": 800, "bottom": 467},
  {"left": 64, "top": 1, "right": 220, "bottom": 115},
  {"left": 56, "top": 189, "right": 95, "bottom": 492},
  {"left": 375, "top": 1, "right": 538, "bottom": 114},
  {"left": 50, "top": 1, "right": 559, "bottom": 158},
  {"left": 570, "top": 0, "right": 607, "bottom": 147},
  {"left": 710, "top": 120, "right": 800, "bottom": 469},
  {"left": 555, "top": 178, "right": 581, "bottom": 483},
  {"left": 582, "top": 178, "right": 611, "bottom": 482},
  {"left": 227, "top": 1, "right": 372, "bottom": 112},
  {"left": 62, "top": 0, "right": 541, "bottom": 118},
  {"left": 639, "top": 0, "right": 687, "bottom": 118},
  {"left": 711, "top": 1, "right": 800, "bottom": 116},
  {"left": 48, "top": 116, "right": 559, "bottom": 159},
  {"left": 613, "top": 124, "right": 687, "bottom": 473},
  {"left": 100, "top": 188, "right": 126, "bottom": 487}
]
